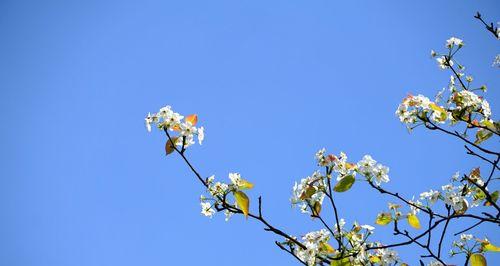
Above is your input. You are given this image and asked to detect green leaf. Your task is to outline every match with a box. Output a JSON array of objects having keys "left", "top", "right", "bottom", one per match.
[
  {"left": 469, "top": 253, "right": 487, "bottom": 266},
  {"left": 334, "top": 175, "right": 355, "bottom": 192},
  {"left": 321, "top": 242, "right": 335, "bottom": 253},
  {"left": 330, "top": 257, "right": 350, "bottom": 266},
  {"left": 484, "top": 191, "right": 499, "bottom": 207},
  {"left": 480, "top": 119, "right": 499, "bottom": 133},
  {"left": 407, "top": 214, "right": 421, "bottom": 229},
  {"left": 234, "top": 191, "right": 250, "bottom": 219},
  {"left": 375, "top": 212, "right": 392, "bottom": 226},
  {"left": 475, "top": 129, "right": 493, "bottom": 145}
]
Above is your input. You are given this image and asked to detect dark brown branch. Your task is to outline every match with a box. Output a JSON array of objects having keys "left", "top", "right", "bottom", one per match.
[
  {"left": 275, "top": 242, "right": 307, "bottom": 266},
  {"left": 464, "top": 145, "right": 500, "bottom": 171},
  {"left": 437, "top": 206, "right": 451, "bottom": 258},
  {"left": 474, "top": 12, "right": 499, "bottom": 39}
]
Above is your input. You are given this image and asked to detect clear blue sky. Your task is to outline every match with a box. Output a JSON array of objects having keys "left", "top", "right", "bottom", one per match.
[{"left": 1, "top": 1, "right": 499, "bottom": 265}]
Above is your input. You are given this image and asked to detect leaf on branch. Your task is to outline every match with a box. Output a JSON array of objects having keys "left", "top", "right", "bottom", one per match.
[
  {"left": 469, "top": 253, "right": 487, "bottom": 266},
  {"left": 470, "top": 167, "right": 481, "bottom": 179},
  {"left": 300, "top": 186, "right": 317, "bottom": 200},
  {"left": 165, "top": 137, "right": 179, "bottom": 155},
  {"left": 455, "top": 199, "right": 469, "bottom": 215},
  {"left": 484, "top": 191, "right": 499, "bottom": 206},
  {"left": 234, "top": 191, "right": 250, "bottom": 219},
  {"left": 407, "top": 214, "right": 421, "bottom": 229},
  {"left": 185, "top": 114, "right": 198, "bottom": 125},
  {"left": 330, "top": 257, "right": 350, "bottom": 266},
  {"left": 481, "top": 240, "right": 500, "bottom": 252},
  {"left": 429, "top": 103, "right": 448, "bottom": 122},
  {"left": 375, "top": 212, "right": 392, "bottom": 226},
  {"left": 475, "top": 129, "right": 493, "bottom": 145},
  {"left": 480, "top": 119, "right": 499, "bottom": 133},
  {"left": 312, "top": 201, "right": 322, "bottom": 216},
  {"left": 333, "top": 175, "right": 355, "bottom": 192},
  {"left": 369, "top": 255, "right": 381, "bottom": 263},
  {"left": 321, "top": 242, "right": 335, "bottom": 253},
  {"left": 238, "top": 179, "right": 254, "bottom": 190}
]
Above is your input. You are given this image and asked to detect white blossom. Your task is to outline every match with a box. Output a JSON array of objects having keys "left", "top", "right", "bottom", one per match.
[
  {"left": 200, "top": 202, "right": 215, "bottom": 218},
  {"left": 198, "top": 126, "right": 205, "bottom": 145},
  {"left": 420, "top": 189, "right": 440, "bottom": 205},
  {"left": 446, "top": 37, "right": 464, "bottom": 48},
  {"left": 437, "top": 56, "right": 453, "bottom": 69}
]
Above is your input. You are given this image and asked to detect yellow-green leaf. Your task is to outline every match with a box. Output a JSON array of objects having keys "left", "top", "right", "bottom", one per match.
[
  {"left": 334, "top": 175, "right": 355, "bottom": 192},
  {"left": 234, "top": 191, "right": 250, "bottom": 219},
  {"left": 238, "top": 179, "right": 254, "bottom": 190},
  {"left": 475, "top": 129, "right": 493, "bottom": 145},
  {"left": 407, "top": 214, "right": 421, "bottom": 229},
  {"left": 429, "top": 103, "right": 448, "bottom": 122},
  {"left": 369, "top": 255, "right": 380, "bottom": 263},
  {"left": 375, "top": 212, "right": 392, "bottom": 226},
  {"left": 484, "top": 191, "right": 499, "bottom": 207},
  {"left": 165, "top": 137, "right": 178, "bottom": 155},
  {"left": 481, "top": 119, "right": 498, "bottom": 133},
  {"left": 482, "top": 240, "right": 500, "bottom": 252},
  {"left": 469, "top": 253, "right": 487, "bottom": 266},
  {"left": 330, "top": 257, "right": 350, "bottom": 266},
  {"left": 321, "top": 242, "right": 335, "bottom": 253}
]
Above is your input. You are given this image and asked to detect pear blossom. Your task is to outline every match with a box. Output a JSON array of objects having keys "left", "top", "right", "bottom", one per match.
[
  {"left": 145, "top": 112, "right": 156, "bottom": 132},
  {"left": 428, "top": 260, "right": 444, "bottom": 266},
  {"left": 493, "top": 54, "right": 500, "bottom": 67},
  {"left": 441, "top": 183, "right": 469, "bottom": 212},
  {"left": 408, "top": 197, "right": 423, "bottom": 215},
  {"left": 361, "top": 224, "right": 375, "bottom": 233},
  {"left": 420, "top": 189, "right": 440, "bottom": 205},
  {"left": 228, "top": 172, "right": 243, "bottom": 187},
  {"left": 294, "top": 229, "right": 332, "bottom": 266},
  {"left": 291, "top": 171, "right": 325, "bottom": 214},
  {"left": 437, "top": 56, "right": 453, "bottom": 69},
  {"left": 198, "top": 127, "right": 205, "bottom": 144},
  {"left": 446, "top": 37, "right": 463, "bottom": 48},
  {"left": 145, "top": 105, "right": 204, "bottom": 149},
  {"left": 374, "top": 246, "right": 400, "bottom": 265},
  {"left": 356, "top": 155, "right": 390, "bottom": 185},
  {"left": 200, "top": 202, "right": 215, "bottom": 218},
  {"left": 208, "top": 181, "right": 229, "bottom": 197}
]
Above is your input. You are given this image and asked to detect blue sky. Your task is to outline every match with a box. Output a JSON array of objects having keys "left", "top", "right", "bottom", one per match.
[{"left": 1, "top": 1, "right": 499, "bottom": 265}]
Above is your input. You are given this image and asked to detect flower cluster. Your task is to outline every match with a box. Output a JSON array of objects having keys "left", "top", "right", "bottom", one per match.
[
  {"left": 493, "top": 54, "right": 500, "bottom": 67},
  {"left": 356, "top": 155, "right": 390, "bottom": 186},
  {"left": 291, "top": 171, "right": 326, "bottom": 214},
  {"left": 418, "top": 169, "right": 492, "bottom": 213},
  {"left": 294, "top": 229, "right": 333, "bottom": 266},
  {"left": 315, "top": 149, "right": 357, "bottom": 179},
  {"left": 395, "top": 94, "right": 448, "bottom": 125},
  {"left": 293, "top": 150, "right": 391, "bottom": 215},
  {"left": 451, "top": 90, "right": 491, "bottom": 119},
  {"left": 290, "top": 219, "right": 400, "bottom": 266},
  {"left": 397, "top": 37, "right": 497, "bottom": 142},
  {"left": 145, "top": 105, "right": 205, "bottom": 148},
  {"left": 199, "top": 172, "right": 253, "bottom": 221}
]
